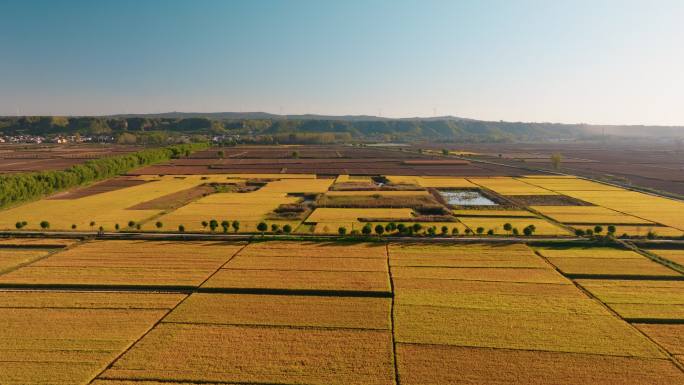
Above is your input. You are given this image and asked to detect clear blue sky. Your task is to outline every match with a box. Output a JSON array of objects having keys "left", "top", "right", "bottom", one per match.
[{"left": 1, "top": 0, "right": 682, "bottom": 125}]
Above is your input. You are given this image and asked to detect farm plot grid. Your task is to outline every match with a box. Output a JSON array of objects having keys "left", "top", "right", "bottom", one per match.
[
  {"left": 1, "top": 172, "right": 682, "bottom": 240},
  {"left": 0, "top": 239, "right": 683, "bottom": 384}
]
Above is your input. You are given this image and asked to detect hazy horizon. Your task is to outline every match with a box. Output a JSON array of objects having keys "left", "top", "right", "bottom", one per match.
[{"left": 1, "top": 0, "right": 683, "bottom": 126}]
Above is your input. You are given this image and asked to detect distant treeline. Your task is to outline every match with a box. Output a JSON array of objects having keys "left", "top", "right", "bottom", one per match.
[
  {"left": 0, "top": 142, "right": 208, "bottom": 209},
  {"left": 0, "top": 116, "right": 580, "bottom": 143}
]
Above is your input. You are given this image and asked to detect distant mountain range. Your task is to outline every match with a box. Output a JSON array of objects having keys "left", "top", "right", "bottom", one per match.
[{"left": 1, "top": 112, "right": 682, "bottom": 141}]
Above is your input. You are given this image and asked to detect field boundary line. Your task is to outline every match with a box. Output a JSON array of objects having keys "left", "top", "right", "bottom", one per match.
[
  {"left": 620, "top": 240, "right": 684, "bottom": 275},
  {"left": 86, "top": 242, "right": 249, "bottom": 384},
  {"left": 386, "top": 242, "right": 400, "bottom": 385},
  {"left": 533, "top": 248, "right": 684, "bottom": 373},
  {"left": 0, "top": 238, "right": 90, "bottom": 277}
]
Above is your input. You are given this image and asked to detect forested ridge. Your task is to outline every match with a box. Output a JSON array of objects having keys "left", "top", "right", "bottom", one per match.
[
  {"left": 0, "top": 115, "right": 579, "bottom": 142},
  {"left": 0, "top": 142, "right": 209, "bottom": 209}
]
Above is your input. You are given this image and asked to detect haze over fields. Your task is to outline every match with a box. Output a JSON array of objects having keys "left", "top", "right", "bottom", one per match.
[{"left": 1, "top": 1, "right": 683, "bottom": 128}]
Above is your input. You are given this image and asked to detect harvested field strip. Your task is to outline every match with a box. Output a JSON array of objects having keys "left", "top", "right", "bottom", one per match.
[
  {"left": 0, "top": 238, "right": 77, "bottom": 247},
  {"left": 0, "top": 306, "right": 172, "bottom": 385},
  {"left": 578, "top": 280, "right": 684, "bottom": 321},
  {"left": 202, "top": 268, "right": 391, "bottom": 294},
  {"left": 306, "top": 207, "right": 415, "bottom": 222},
  {"left": 0, "top": 240, "right": 245, "bottom": 287},
  {"left": 396, "top": 344, "right": 684, "bottom": 385},
  {"left": 393, "top": 278, "right": 606, "bottom": 315},
  {"left": 535, "top": 246, "right": 646, "bottom": 259},
  {"left": 165, "top": 293, "right": 391, "bottom": 329},
  {"left": 610, "top": 304, "right": 684, "bottom": 321},
  {"left": 224, "top": 255, "right": 388, "bottom": 272},
  {"left": 635, "top": 324, "right": 684, "bottom": 355},
  {"left": 98, "top": 323, "right": 395, "bottom": 385},
  {"left": 456, "top": 216, "right": 572, "bottom": 235},
  {"left": 126, "top": 184, "right": 215, "bottom": 210},
  {"left": 389, "top": 243, "right": 548, "bottom": 268},
  {"left": 0, "top": 290, "right": 186, "bottom": 309},
  {"left": 394, "top": 305, "right": 665, "bottom": 358},
  {"left": 0, "top": 249, "right": 52, "bottom": 273},
  {"left": 316, "top": 193, "right": 439, "bottom": 208},
  {"left": 47, "top": 177, "right": 152, "bottom": 200},
  {"left": 469, "top": 177, "right": 558, "bottom": 195},
  {"left": 452, "top": 209, "right": 537, "bottom": 217},
  {"left": 240, "top": 241, "right": 388, "bottom": 259},
  {"left": 391, "top": 266, "right": 569, "bottom": 284},
  {"left": 647, "top": 249, "right": 684, "bottom": 267},
  {"left": 546, "top": 257, "right": 681, "bottom": 278},
  {"left": 521, "top": 177, "right": 624, "bottom": 191},
  {"left": 387, "top": 175, "right": 476, "bottom": 188},
  {"left": 326, "top": 190, "right": 429, "bottom": 196},
  {"left": 531, "top": 205, "right": 654, "bottom": 225}
]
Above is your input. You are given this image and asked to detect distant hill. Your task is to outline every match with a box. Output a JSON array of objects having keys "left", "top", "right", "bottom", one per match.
[{"left": 1, "top": 112, "right": 682, "bottom": 143}]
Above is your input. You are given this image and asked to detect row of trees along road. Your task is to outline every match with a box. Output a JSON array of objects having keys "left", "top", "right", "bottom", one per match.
[{"left": 0, "top": 142, "right": 209, "bottom": 209}]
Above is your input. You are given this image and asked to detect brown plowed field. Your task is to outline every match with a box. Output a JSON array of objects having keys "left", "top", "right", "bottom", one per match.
[
  {"left": 0, "top": 144, "right": 140, "bottom": 173},
  {"left": 132, "top": 145, "right": 542, "bottom": 176}
]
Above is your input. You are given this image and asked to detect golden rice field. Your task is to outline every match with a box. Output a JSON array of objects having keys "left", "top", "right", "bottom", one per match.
[
  {"left": 469, "top": 177, "right": 557, "bottom": 195},
  {"left": 577, "top": 279, "right": 684, "bottom": 321},
  {"left": 531, "top": 205, "right": 654, "bottom": 224},
  {"left": 646, "top": 249, "right": 684, "bottom": 266},
  {"left": 1, "top": 240, "right": 683, "bottom": 384},
  {"left": 452, "top": 208, "right": 537, "bottom": 217},
  {"left": 456, "top": 216, "right": 571, "bottom": 235},
  {"left": 0, "top": 173, "right": 681, "bottom": 240},
  {"left": 386, "top": 175, "right": 476, "bottom": 188}
]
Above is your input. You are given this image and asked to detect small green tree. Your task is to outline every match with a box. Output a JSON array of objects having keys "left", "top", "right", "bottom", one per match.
[
  {"left": 593, "top": 225, "right": 603, "bottom": 234},
  {"left": 575, "top": 229, "right": 586, "bottom": 236},
  {"left": 442, "top": 149, "right": 449, "bottom": 155},
  {"left": 232, "top": 220, "right": 240, "bottom": 232},
  {"left": 427, "top": 226, "right": 436, "bottom": 236},
  {"left": 441, "top": 226, "right": 449, "bottom": 235},
  {"left": 89, "top": 221, "right": 96, "bottom": 228},
  {"left": 375, "top": 224, "right": 385, "bottom": 236},
  {"left": 476, "top": 227, "right": 485, "bottom": 235},
  {"left": 257, "top": 221, "right": 268, "bottom": 234},
  {"left": 155, "top": 221, "right": 163, "bottom": 229},
  {"left": 503, "top": 223, "right": 512, "bottom": 234},
  {"left": 209, "top": 219, "right": 218, "bottom": 232},
  {"left": 271, "top": 223, "right": 280, "bottom": 233},
  {"left": 397, "top": 223, "right": 406, "bottom": 233},
  {"left": 128, "top": 220, "right": 136, "bottom": 228},
  {"left": 523, "top": 226, "right": 533, "bottom": 236},
  {"left": 221, "top": 220, "right": 230, "bottom": 233},
  {"left": 607, "top": 225, "right": 616, "bottom": 235},
  {"left": 647, "top": 230, "right": 657, "bottom": 239},
  {"left": 283, "top": 224, "right": 292, "bottom": 233},
  {"left": 201, "top": 220, "right": 209, "bottom": 229},
  {"left": 451, "top": 227, "right": 459, "bottom": 235},
  {"left": 15, "top": 221, "right": 23, "bottom": 229},
  {"left": 512, "top": 228, "right": 519, "bottom": 236},
  {"left": 585, "top": 228, "right": 594, "bottom": 236},
  {"left": 115, "top": 223, "right": 120, "bottom": 231},
  {"left": 362, "top": 224, "right": 372, "bottom": 235},
  {"left": 465, "top": 228, "right": 473, "bottom": 235},
  {"left": 412, "top": 223, "right": 422, "bottom": 233},
  {"left": 291, "top": 151, "right": 300, "bottom": 159},
  {"left": 487, "top": 229, "right": 494, "bottom": 235},
  {"left": 40, "top": 221, "right": 50, "bottom": 230},
  {"left": 136, "top": 223, "right": 141, "bottom": 230},
  {"left": 71, "top": 224, "right": 77, "bottom": 230},
  {"left": 178, "top": 224, "right": 185, "bottom": 232},
  {"left": 338, "top": 226, "right": 347, "bottom": 235}
]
